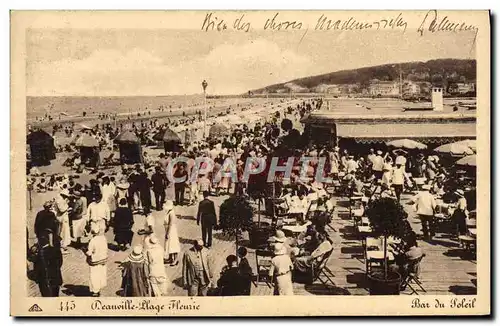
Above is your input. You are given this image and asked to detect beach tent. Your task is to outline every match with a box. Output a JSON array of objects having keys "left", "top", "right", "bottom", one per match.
[
  {"left": 27, "top": 129, "right": 56, "bottom": 166},
  {"left": 76, "top": 134, "right": 100, "bottom": 168},
  {"left": 153, "top": 127, "right": 182, "bottom": 153},
  {"left": 114, "top": 130, "right": 143, "bottom": 165},
  {"left": 209, "top": 124, "right": 230, "bottom": 138}
]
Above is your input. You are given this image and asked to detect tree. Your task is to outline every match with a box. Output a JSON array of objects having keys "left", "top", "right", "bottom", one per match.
[
  {"left": 365, "top": 197, "right": 408, "bottom": 280},
  {"left": 219, "top": 195, "right": 254, "bottom": 255}
]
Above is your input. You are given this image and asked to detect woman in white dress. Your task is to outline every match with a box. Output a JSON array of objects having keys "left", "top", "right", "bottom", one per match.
[{"left": 163, "top": 200, "right": 180, "bottom": 266}]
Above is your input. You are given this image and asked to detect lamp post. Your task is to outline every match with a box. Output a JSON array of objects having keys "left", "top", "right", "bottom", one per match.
[{"left": 202, "top": 80, "right": 208, "bottom": 138}]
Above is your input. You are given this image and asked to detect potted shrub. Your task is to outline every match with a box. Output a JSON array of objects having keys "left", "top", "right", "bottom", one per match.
[
  {"left": 365, "top": 197, "right": 408, "bottom": 295},
  {"left": 219, "top": 195, "right": 254, "bottom": 255}
]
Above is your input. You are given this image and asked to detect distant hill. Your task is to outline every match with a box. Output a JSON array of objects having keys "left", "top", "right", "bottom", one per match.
[{"left": 250, "top": 59, "right": 476, "bottom": 94}]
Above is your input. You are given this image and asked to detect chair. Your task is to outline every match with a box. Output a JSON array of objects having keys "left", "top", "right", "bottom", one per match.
[
  {"left": 365, "top": 237, "right": 394, "bottom": 275},
  {"left": 255, "top": 248, "right": 273, "bottom": 288},
  {"left": 310, "top": 248, "right": 335, "bottom": 286},
  {"left": 400, "top": 254, "right": 427, "bottom": 295},
  {"left": 305, "top": 200, "right": 318, "bottom": 220}
]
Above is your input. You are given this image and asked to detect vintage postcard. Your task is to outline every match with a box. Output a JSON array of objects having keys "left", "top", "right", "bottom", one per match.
[{"left": 11, "top": 10, "right": 490, "bottom": 316}]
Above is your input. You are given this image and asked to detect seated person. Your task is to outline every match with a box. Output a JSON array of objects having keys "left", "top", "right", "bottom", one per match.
[
  {"left": 293, "top": 232, "right": 333, "bottom": 273},
  {"left": 36, "top": 178, "right": 47, "bottom": 193},
  {"left": 217, "top": 255, "right": 246, "bottom": 296},
  {"left": 311, "top": 199, "right": 331, "bottom": 234},
  {"left": 392, "top": 232, "right": 424, "bottom": 281}
]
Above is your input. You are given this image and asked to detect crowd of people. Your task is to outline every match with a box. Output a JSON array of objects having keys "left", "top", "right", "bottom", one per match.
[{"left": 27, "top": 96, "right": 475, "bottom": 297}]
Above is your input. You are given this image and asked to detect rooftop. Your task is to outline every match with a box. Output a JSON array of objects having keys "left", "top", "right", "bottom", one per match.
[{"left": 303, "top": 98, "right": 476, "bottom": 124}]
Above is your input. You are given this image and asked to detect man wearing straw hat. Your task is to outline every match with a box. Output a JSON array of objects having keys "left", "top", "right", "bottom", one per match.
[
  {"left": 70, "top": 187, "right": 88, "bottom": 248},
  {"left": 412, "top": 184, "right": 437, "bottom": 241},
  {"left": 182, "top": 239, "right": 213, "bottom": 296},
  {"left": 85, "top": 223, "right": 108, "bottom": 297}
]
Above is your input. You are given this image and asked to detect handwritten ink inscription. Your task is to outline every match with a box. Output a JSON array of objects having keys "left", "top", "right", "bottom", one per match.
[
  {"left": 418, "top": 10, "right": 478, "bottom": 36},
  {"left": 315, "top": 13, "right": 407, "bottom": 32},
  {"left": 200, "top": 11, "right": 478, "bottom": 39},
  {"left": 411, "top": 298, "right": 477, "bottom": 309}
]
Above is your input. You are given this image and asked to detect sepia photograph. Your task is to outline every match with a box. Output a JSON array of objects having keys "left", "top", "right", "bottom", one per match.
[{"left": 10, "top": 10, "right": 490, "bottom": 316}]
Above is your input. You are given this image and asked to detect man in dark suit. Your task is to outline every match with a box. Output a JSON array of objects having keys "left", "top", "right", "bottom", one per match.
[
  {"left": 151, "top": 166, "right": 168, "bottom": 211},
  {"left": 197, "top": 191, "right": 217, "bottom": 248}
]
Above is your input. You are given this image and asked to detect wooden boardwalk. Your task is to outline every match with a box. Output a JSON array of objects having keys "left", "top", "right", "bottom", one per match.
[{"left": 26, "top": 187, "right": 477, "bottom": 297}]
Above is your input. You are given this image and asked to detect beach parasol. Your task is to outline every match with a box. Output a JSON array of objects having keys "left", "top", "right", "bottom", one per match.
[
  {"left": 114, "top": 130, "right": 140, "bottom": 144},
  {"left": 153, "top": 127, "right": 182, "bottom": 143},
  {"left": 455, "top": 154, "right": 476, "bottom": 167},
  {"left": 209, "top": 124, "right": 230, "bottom": 138},
  {"left": 76, "top": 134, "right": 99, "bottom": 147},
  {"left": 434, "top": 142, "right": 474, "bottom": 156},
  {"left": 386, "top": 139, "right": 427, "bottom": 150},
  {"left": 452, "top": 139, "right": 476, "bottom": 152}
]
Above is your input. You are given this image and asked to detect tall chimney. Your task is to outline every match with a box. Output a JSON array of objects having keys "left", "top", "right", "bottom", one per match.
[{"left": 431, "top": 87, "right": 444, "bottom": 111}]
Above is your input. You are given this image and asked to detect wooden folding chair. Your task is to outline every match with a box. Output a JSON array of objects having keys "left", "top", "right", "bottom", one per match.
[
  {"left": 311, "top": 248, "right": 335, "bottom": 286},
  {"left": 255, "top": 249, "right": 273, "bottom": 288},
  {"left": 400, "top": 254, "right": 427, "bottom": 295}
]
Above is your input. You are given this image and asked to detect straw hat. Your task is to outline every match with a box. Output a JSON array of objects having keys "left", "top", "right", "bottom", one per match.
[
  {"left": 149, "top": 234, "right": 159, "bottom": 245},
  {"left": 270, "top": 230, "right": 286, "bottom": 243},
  {"left": 377, "top": 150, "right": 383, "bottom": 155},
  {"left": 128, "top": 246, "right": 144, "bottom": 262},
  {"left": 273, "top": 243, "right": 287, "bottom": 255},
  {"left": 455, "top": 189, "right": 465, "bottom": 197},
  {"left": 42, "top": 201, "right": 52, "bottom": 208}
]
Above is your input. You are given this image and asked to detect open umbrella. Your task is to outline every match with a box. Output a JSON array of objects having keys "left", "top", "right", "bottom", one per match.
[
  {"left": 162, "top": 127, "right": 182, "bottom": 143},
  {"left": 386, "top": 139, "right": 427, "bottom": 150},
  {"left": 455, "top": 155, "right": 476, "bottom": 167},
  {"left": 114, "top": 130, "right": 140, "bottom": 144},
  {"left": 452, "top": 139, "right": 476, "bottom": 152},
  {"left": 209, "top": 124, "right": 230, "bottom": 138},
  {"left": 434, "top": 142, "right": 474, "bottom": 156}
]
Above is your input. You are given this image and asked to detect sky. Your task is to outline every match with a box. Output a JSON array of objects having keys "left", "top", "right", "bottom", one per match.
[{"left": 26, "top": 29, "right": 477, "bottom": 96}]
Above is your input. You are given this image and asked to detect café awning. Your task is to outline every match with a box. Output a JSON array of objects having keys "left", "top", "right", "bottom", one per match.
[{"left": 336, "top": 123, "right": 476, "bottom": 144}]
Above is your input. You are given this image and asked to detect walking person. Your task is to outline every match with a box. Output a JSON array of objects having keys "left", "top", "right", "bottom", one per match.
[
  {"left": 182, "top": 239, "right": 213, "bottom": 296},
  {"left": 173, "top": 163, "right": 188, "bottom": 205},
  {"left": 163, "top": 200, "right": 180, "bottom": 266},
  {"left": 412, "top": 184, "right": 437, "bottom": 241},
  {"left": 269, "top": 243, "right": 294, "bottom": 296},
  {"left": 87, "top": 192, "right": 111, "bottom": 235},
  {"left": 113, "top": 198, "right": 134, "bottom": 251},
  {"left": 151, "top": 166, "right": 168, "bottom": 211},
  {"left": 70, "top": 189, "right": 87, "bottom": 248},
  {"left": 145, "top": 235, "right": 169, "bottom": 296},
  {"left": 34, "top": 201, "right": 59, "bottom": 244},
  {"left": 196, "top": 191, "right": 217, "bottom": 248},
  {"left": 120, "top": 245, "right": 150, "bottom": 297},
  {"left": 53, "top": 189, "right": 71, "bottom": 254},
  {"left": 85, "top": 223, "right": 108, "bottom": 297},
  {"left": 34, "top": 233, "right": 63, "bottom": 297}
]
